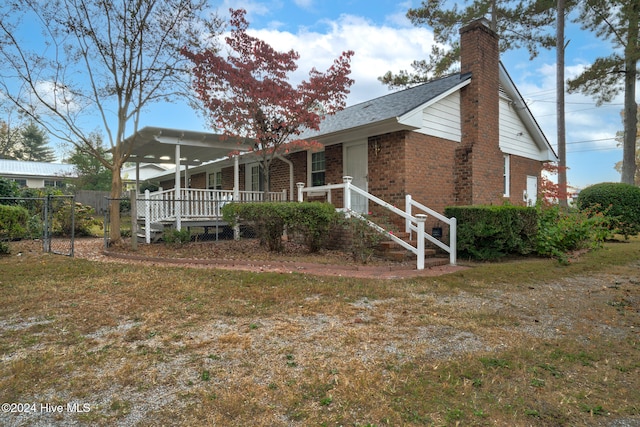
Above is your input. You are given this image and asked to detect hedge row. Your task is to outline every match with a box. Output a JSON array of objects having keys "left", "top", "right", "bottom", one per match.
[
  {"left": 444, "top": 204, "right": 611, "bottom": 263},
  {"left": 444, "top": 205, "right": 538, "bottom": 260},
  {"left": 222, "top": 202, "right": 339, "bottom": 252}
]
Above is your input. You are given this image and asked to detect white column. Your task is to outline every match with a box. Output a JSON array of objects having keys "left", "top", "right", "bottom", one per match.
[
  {"left": 343, "top": 176, "right": 352, "bottom": 217},
  {"left": 233, "top": 155, "right": 240, "bottom": 201},
  {"left": 175, "top": 144, "right": 181, "bottom": 231},
  {"left": 233, "top": 154, "right": 240, "bottom": 240},
  {"left": 416, "top": 214, "right": 427, "bottom": 270},
  {"left": 405, "top": 194, "right": 412, "bottom": 237},
  {"left": 449, "top": 217, "right": 457, "bottom": 265},
  {"left": 297, "top": 182, "right": 304, "bottom": 202}
]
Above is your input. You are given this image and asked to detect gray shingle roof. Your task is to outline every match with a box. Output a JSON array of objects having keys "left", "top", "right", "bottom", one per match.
[
  {"left": 299, "top": 72, "right": 472, "bottom": 139},
  {"left": 0, "top": 159, "right": 77, "bottom": 178}
]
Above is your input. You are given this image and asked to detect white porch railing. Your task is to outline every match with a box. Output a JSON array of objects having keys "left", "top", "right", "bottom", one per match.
[
  {"left": 138, "top": 188, "right": 287, "bottom": 243},
  {"left": 297, "top": 176, "right": 457, "bottom": 269}
]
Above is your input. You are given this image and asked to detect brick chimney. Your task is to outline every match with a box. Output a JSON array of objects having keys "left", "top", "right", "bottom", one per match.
[{"left": 455, "top": 18, "right": 504, "bottom": 205}]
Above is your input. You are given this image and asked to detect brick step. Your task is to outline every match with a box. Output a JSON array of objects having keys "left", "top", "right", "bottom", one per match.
[{"left": 383, "top": 248, "right": 438, "bottom": 261}]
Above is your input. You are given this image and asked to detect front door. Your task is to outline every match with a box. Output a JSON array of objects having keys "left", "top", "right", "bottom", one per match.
[
  {"left": 525, "top": 175, "right": 538, "bottom": 206},
  {"left": 344, "top": 141, "right": 368, "bottom": 213}
]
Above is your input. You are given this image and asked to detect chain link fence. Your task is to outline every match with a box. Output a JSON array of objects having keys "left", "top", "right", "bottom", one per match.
[{"left": 0, "top": 195, "right": 75, "bottom": 256}]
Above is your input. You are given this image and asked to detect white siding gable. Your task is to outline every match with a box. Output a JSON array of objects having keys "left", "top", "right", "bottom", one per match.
[
  {"left": 400, "top": 91, "right": 462, "bottom": 142},
  {"left": 499, "top": 91, "right": 546, "bottom": 161}
]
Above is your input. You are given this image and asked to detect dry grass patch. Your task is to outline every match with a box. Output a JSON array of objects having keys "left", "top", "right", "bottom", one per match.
[{"left": 0, "top": 238, "right": 639, "bottom": 426}]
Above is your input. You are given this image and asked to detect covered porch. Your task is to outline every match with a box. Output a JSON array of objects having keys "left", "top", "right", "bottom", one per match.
[{"left": 123, "top": 127, "right": 286, "bottom": 242}]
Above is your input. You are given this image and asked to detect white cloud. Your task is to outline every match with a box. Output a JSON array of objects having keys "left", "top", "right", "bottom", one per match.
[
  {"left": 247, "top": 14, "right": 436, "bottom": 104},
  {"left": 293, "top": 0, "right": 314, "bottom": 9}
]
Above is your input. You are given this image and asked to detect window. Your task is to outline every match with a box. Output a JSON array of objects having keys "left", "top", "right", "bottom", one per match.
[
  {"left": 208, "top": 170, "right": 222, "bottom": 189},
  {"left": 311, "top": 151, "right": 326, "bottom": 187},
  {"left": 12, "top": 179, "right": 27, "bottom": 187},
  {"left": 250, "top": 164, "right": 264, "bottom": 191},
  {"left": 44, "top": 180, "right": 65, "bottom": 188},
  {"left": 503, "top": 154, "right": 510, "bottom": 197}
]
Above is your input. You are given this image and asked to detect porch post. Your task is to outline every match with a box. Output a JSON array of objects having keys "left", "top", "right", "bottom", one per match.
[
  {"left": 233, "top": 154, "right": 240, "bottom": 240},
  {"left": 175, "top": 144, "right": 181, "bottom": 231},
  {"left": 343, "top": 176, "right": 352, "bottom": 218},
  {"left": 416, "top": 214, "right": 427, "bottom": 270},
  {"left": 296, "top": 182, "right": 304, "bottom": 202},
  {"left": 233, "top": 154, "right": 240, "bottom": 201}
]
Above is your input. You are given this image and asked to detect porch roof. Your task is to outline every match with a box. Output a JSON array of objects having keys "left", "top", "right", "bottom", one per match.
[{"left": 123, "top": 127, "right": 254, "bottom": 166}]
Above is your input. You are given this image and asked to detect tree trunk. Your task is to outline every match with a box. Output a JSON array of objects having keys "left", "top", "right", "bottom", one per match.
[
  {"left": 108, "top": 167, "right": 123, "bottom": 244},
  {"left": 557, "top": 0, "right": 568, "bottom": 207},
  {"left": 622, "top": 2, "right": 638, "bottom": 185}
]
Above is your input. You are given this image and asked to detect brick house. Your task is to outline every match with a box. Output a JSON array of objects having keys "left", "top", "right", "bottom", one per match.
[{"left": 162, "top": 18, "right": 555, "bottom": 216}]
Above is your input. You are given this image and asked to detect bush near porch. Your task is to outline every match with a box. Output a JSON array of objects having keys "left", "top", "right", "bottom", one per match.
[{"left": 222, "top": 202, "right": 339, "bottom": 253}]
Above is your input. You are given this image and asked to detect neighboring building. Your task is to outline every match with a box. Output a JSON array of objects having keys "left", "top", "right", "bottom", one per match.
[
  {"left": 0, "top": 159, "right": 77, "bottom": 189},
  {"left": 154, "top": 19, "right": 556, "bottom": 213},
  {"left": 121, "top": 163, "right": 171, "bottom": 191}
]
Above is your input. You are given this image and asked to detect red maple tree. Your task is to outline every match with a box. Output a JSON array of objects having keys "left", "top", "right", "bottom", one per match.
[
  {"left": 181, "top": 9, "right": 354, "bottom": 196},
  {"left": 540, "top": 162, "right": 569, "bottom": 206}
]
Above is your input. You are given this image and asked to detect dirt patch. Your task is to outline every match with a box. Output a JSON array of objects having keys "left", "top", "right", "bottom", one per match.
[{"left": 79, "top": 238, "right": 466, "bottom": 278}]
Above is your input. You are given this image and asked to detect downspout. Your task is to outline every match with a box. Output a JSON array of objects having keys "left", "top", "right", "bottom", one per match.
[{"left": 276, "top": 154, "right": 294, "bottom": 201}]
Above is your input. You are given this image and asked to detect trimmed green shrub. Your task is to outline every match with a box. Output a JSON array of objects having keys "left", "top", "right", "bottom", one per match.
[
  {"left": 285, "top": 202, "right": 339, "bottom": 252},
  {"left": 444, "top": 205, "right": 538, "bottom": 260},
  {"left": 576, "top": 182, "right": 640, "bottom": 238},
  {"left": 222, "top": 202, "right": 340, "bottom": 253},
  {"left": 536, "top": 205, "right": 610, "bottom": 264}
]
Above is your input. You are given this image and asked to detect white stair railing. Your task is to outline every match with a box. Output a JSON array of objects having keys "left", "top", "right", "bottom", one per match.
[{"left": 297, "top": 176, "right": 457, "bottom": 269}]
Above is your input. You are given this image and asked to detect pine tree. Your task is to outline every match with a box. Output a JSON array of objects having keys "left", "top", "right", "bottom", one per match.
[{"left": 20, "top": 122, "right": 56, "bottom": 162}]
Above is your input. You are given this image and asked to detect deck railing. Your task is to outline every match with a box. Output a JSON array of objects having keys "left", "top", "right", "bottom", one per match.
[
  {"left": 297, "top": 177, "right": 457, "bottom": 268},
  {"left": 137, "top": 188, "right": 287, "bottom": 243}
]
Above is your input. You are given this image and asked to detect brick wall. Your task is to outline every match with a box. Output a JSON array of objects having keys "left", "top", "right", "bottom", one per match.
[
  {"left": 509, "top": 155, "right": 542, "bottom": 206},
  {"left": 189, "top": 172, "right": 206, "bottom": 189},
  {"left": 368, "top": 133, "right": 406, "bottom": 210}
]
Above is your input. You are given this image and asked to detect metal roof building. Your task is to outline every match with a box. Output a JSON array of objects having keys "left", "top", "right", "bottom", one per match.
[{"left": 0, "top": 159, "right": 77, "bottom": 188}]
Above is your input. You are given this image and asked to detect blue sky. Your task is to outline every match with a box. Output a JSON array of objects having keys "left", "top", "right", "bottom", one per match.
[
  {"left": 138, "top": 0, "right": 628, "bottom": 189},
  {"left": 4, "top": 0, "right": 621, "bottom": 189}
]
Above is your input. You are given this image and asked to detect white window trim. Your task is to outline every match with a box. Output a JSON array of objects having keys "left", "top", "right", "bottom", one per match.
[
  {"left": 307, "top": 149, "right": 326, "bottom": 187},
  {"left": 207, "top": 168, "right": 223, "bottom": 189}
]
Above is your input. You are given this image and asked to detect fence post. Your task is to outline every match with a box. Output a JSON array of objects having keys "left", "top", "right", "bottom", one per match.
[
  {"left": 296, "top": 182, "right": 304, "bottom": 202},
  {"left": 449, "top": 217, "right": 457, "bottom": 265},
  {"left": 130, "top": 190, "right": 137, "bottom": 250},
  {"left": 44, "top": 194, "right": 51, "bottom": 253},
  {"left": 405, "top": 194, "right": 412, "bottom": 237},
  {"left": 343, "top": 176, "right": 352, "bottom": 217},
  {"left": 415, "top": 214, "right": 427, "bottom": 270},
  {"left": 145, "top": 189, "right": 151, "bottom": 244}
]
